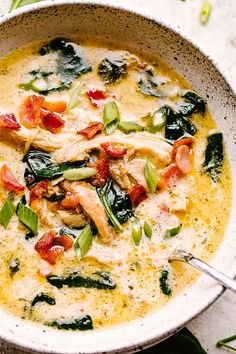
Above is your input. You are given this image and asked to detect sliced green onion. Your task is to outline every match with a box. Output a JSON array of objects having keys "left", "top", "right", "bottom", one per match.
[
  {"left": 10, "top": 0, "right": 43, "bottom": 11},
  {"left": 144, "top": 160, "right": 159, "bottom": 193},
  {"left": 132, "top": 219, "right": 142, "bottom": 246},
  {"left": 74, "top": 224, "right": 93, "bottom": 259},
  {"left": 147, "top": 107, "right": 167, "bottom": 133},
  {"left": 143, "top": 221, "right": 152, "bottom": 239},
  {"left": 152, "top": 109, "right": 166, "bottom": 131},
  {"left": 17, "top": 203, "right": 38, "bottom": 235},
  {"left": 118, "top": 121, "right": 144, "bottom": 133},
  {"left": 103, "top": 101, "right": 120, "bottom": 135},
  {"left": 97, "top": 189, "right": 123, "bottom": 232},
  {"left": 63, "top": 168, "right": 97, "bottom": 181},
  {"left": 164, "top": 225, "right": 182, "bottom": 239},
  {"left": 217, "top": 335, "right": 236, "bottom": 351},
  {"left": 0, "top": 196, "right": 15, "bottom": 229},
  {"left": 66, "top": 83, "right": 84, "bottom": 113},
  {"left": 200, "top": 1, "right": 212, "bottom": 24}
]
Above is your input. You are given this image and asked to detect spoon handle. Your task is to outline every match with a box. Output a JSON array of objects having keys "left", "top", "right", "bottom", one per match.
[{"left": 169, "top": 247, "right": 236, "bottom": 294}]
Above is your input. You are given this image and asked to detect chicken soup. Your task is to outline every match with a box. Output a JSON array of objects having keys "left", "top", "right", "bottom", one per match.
[{"left": 0, "top": 37, "right": 231, "bottom": 330}]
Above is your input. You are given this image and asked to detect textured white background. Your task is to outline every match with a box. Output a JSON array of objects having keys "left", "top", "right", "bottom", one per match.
[{"left": 0, "top": 1, "right": 235, "bottom": 353}]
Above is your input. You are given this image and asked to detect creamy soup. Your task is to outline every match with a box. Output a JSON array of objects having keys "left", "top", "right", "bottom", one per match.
[{"left": 0, "top": 37, "right": 231, "bottom": 331}]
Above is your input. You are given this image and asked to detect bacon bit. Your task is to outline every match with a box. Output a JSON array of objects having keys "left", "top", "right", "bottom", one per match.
[
  {"left": 91, "top": 158, "right": 109, "bottom": 188},
  {"left": 29, "top": 180, "right": 48, "bottom": 203},
  {"left": 172, "top": 137, "right": 194, "bottom": 157},
  {"left": 42, "top": 100, "right": 67, "bottom": 113},
  {"left": 128, "top": 184, "right": 147, "bottom": 207},
  {"left": 0, "top": 113, "right": 21, "bottom": 130},
  {"left": 53, "top": 234, "right": 73, "bottom": 251},
  {"left": 101, "top": 142, "right": 127, "bottom": 158},
  {"left": 87, "top": 89, "right": 108, "bottom": 108},
  {"left": 60, "top": 192, "right": 80, "bottom": 209},
  {"left": 156, "top": 176, "right": 166, "bottom": 191},
  {"left": 161, "top": 164, "right": 182, "bottom": 189},
  {"left": 41, "top": 110, "right": 65, "bottom": 134},
  {"left": 77, "top": 121, "right": 103, "bottom": 139},
  {"left": 0, "top": 164, "right": 25, "bottom": 192},
  {"left": 20, "top": 95, "right": 45, "bottom": 129},
  {"left": 175, "top": 145, "right": 191, "bottom": 174},
  {"left": 35, "top": 230, "right": 64, "bottom": 265}
]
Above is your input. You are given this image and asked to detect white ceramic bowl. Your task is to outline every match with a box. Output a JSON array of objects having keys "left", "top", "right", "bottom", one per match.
[{"left": 0, "top": 1, "right": 236, "bottom": 353}]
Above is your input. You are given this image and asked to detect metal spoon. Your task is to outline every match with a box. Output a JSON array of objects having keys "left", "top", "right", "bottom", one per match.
[{"left": 168, "top": 245, "right": 236, "bottom": 294}]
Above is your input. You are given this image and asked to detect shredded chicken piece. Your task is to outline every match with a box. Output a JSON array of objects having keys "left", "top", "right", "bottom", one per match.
[
  {"left": 169, "top": 183, "right": 187, "bottom": 212},
  {"left": 5, "top": 127, "right": 80, "bottom": 153},
  {"left": 85, "top": 243, "right": 128, "bottom": 264},
  {"left": 123, "top": 52, "right": 147, "bottom": 70},
  {"left": 63, "top": 181, "right": 116, "bottom": 244},
  {"left": 53, "top": 132, "right": 172, "bottom": 164},
  {"left": 127, "top": 158, "right": 148, "bottom": 189},
  {"left": 31, "top": 199, "right": 54, "bottom": 227},
  {"left": 57, "top": 210, "right": 87, "bottom": 228},
  {"left": 109, "top": 160, "right": 132, "bottom": 190}
]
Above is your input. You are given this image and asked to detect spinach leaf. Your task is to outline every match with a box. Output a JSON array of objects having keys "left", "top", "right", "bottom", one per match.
[
  {"left": 97, "top": 180, "right": 133, "bottom": 224},
  {"left": 98, "top": 58, "right": 127, "bottom": 85},
  {"left": 49, "top": 315, "right": 93, "bottom": 331},
  {"left": 23, "top": 150, "right": 87, "bottom": 179},
  {"left": 164, "top": 105, "right": 197, "bottom": 140},
  {"left": 20, "top": 38, "right": 91, "bottom": 95},
  {"left": 59, "top": 226, "right": 77, "bottom": 238},
  {"left": 203, "top": 132, "right": 224, "bottom": 182},
  {"left": 31, "top": 293, "right": 56, "bottom": 307},
  {"left": 143, "top": 327, "right": 207, "bottom": 354},
  {"left": 9, "top": 258, "right": 20, "bottom": 276},
  {"left": 178, "top": 91, "right": 205, "bottom": 117},
  {"left": 47, "top": 271, "right": 116, "bottom": 290},
  {"left": 25, "top": 231, "right": 35, "bottom": 240},
  {"left": 159, "top": 269, "right": 172, "bottom": 296},
  {"left": 138, "top": 70, "right": 166, "bottom": 98},
  {"left": 24, "top": 168, "right": 41, "bottom": 188},
  {"left": 177, "top": 102, "right": 196, "bottom": 116},
  {"left": 183, "top": 91, "right": 206, "bottom": 115}
]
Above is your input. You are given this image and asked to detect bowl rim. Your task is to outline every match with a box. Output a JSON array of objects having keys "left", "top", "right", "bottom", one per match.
[{"left": 0, "top": 1, "right": 235, "bottom": 353}]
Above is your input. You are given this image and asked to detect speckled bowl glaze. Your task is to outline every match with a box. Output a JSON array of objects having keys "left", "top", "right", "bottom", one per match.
[{"left": 0, "top": 1, "right": 235, "bottom": 353}]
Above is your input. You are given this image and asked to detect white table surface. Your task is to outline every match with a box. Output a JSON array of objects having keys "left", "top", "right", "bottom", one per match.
[{"left": 0, "top": 1, "right": 235, "bottom": 353}]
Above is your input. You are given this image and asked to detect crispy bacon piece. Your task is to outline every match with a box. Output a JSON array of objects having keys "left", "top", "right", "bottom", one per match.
[
  {"left": 77, "top": 122, "right": 103, "bottom": 139},
  {"left": 91, "top": 158, "right": 109, "bottom": 188},
  {"left": 175, "top": 145, "right": 191, "bottom": 174},
  {"left": 0, "top": 164, "right": 24, "bottom": 192},
  {"left": 60, "top": 192, "right": 80, "bottom": 209},
  {"left": 53, "top": 234, "right": 73, "bottom": 251},
  {"left": 0, "top": 113, "right": 21, "bottom": 130},
  {"left": 35, "top": 230, "right": 73, "bottom": 265},
  {"left": 41, "top": 110, "right": 65, "bottom": 134},
  {"left": 101, "top": 142, "right": 127, "bottom": 158},
  {"left": 87, "top": 89, "right": 108, "bottom": 108},
  {"left": 42, "top": 100, "right": 67, "bottom": 113},
  {"left": 29, "top": 180, "right": 48, "bottom": 203},
  {"left": 19, "top": 95, "right": 45, "bottom": 129},
  {"left": 172, "top": 137, "right": 194, "bottom": 157},
  {"left": 161, "top": 164, "right": 182, "bottom": 189},
  {"left": 128, "top": 184, "right": 147, "bottom": 207}
]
